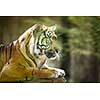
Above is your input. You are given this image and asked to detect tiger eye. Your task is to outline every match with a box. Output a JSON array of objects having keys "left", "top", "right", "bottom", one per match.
[{"left": 48, "top": 31, "right": 52, "bottom": 35}]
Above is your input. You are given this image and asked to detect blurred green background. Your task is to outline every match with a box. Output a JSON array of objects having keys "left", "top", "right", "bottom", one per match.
[{"left": 0, "top": 16, "right": 100, "bottom": 82}]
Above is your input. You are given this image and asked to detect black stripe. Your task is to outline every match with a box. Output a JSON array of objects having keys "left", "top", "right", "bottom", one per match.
[
  {"left": 2, "top": 45, "right": 5, "bottom": 61},
  {"left": 0, "top": 45, "right": 4, "bottom": 62},
  {"left": 21, "top": 38, "right": 25, "bottom": 43},
  {"left": 0, "top": 46, "right": 1, "bottom": 60},
  {"left": 0, "top": 45, "right": 1, "bottom": 54},
  {"left": 9, "top": 42, "right": 13, "bottom": 59},
  {"left": 25, "top": 76, "right": 28, "bottom": 81},
  {"left": 5, "top": 45, "right": 7, "bottom": 62},
  {"left": 0, "top": 45, "right": 4, "bottom": 53},
  {"left": 18, "top": 63, "right": 25, "bottom": 68}
]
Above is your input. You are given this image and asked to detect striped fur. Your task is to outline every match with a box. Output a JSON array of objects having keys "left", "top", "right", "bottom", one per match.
[
  {"left": 0, "top": 43, "right": 13, "bottom": 71},
  {"left": 0, "top": 24, "right": 65, "bottom": 82}
]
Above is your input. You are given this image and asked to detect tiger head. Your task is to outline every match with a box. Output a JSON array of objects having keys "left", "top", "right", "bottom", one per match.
[
  {"left": 34, "top": 24, "right": 59, "bottom": 60},
  {"left": 18, "top": 24, "right": 60, "bottom": 67}
]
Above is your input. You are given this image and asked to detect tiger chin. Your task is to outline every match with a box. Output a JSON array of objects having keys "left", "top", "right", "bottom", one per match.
[{"left": 0, "top": 24, "right": 66, "bottom": 82}]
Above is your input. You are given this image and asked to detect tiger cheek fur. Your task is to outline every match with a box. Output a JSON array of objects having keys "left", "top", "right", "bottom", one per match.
[{"left": 0, "top": 24, "right": 66, "bottom": 82}]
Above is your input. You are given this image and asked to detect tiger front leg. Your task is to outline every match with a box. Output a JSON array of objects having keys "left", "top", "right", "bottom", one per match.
[
  {"left": 42, "top": 65, "right": 65, "bottom": 79},
  {"left": 33, "top": 65, "right": 65, "bottom": 79}
]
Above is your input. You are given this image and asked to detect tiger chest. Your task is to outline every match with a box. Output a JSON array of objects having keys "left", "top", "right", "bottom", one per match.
[{"left": 36, "top": 55, "right": 46, "bottom": 68}]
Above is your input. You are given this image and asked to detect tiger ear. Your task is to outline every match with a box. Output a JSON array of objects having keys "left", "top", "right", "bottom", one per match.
[{"left": 50, "top": 25, "right": 56, "bottom": 31}]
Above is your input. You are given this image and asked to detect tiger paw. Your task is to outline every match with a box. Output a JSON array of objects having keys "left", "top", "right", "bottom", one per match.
[{"left": 50, "top": 68, "right": 65, "bottom": 78}]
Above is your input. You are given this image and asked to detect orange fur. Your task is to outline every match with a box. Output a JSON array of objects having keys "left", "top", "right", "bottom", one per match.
[{"left": 0, "top": 24, "right": 66, "bottom": 82}]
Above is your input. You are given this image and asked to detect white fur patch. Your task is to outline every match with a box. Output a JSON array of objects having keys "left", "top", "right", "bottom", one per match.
[
  {"left": 33, "top": 38, "right": 41, "bottom": 55},
  {"left": 29, "top": 36, "right": 35, "bottom": 56},
  {"left": 46, "top": 66, "right": 65, "bottom": 78},
  {"left": 43, "top": 62, "right": 65, "bottom": 78}
]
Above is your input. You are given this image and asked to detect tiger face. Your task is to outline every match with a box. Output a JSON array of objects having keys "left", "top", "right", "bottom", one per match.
[{"left": 34, "top": 25, "right": 59, "bottom": 60}]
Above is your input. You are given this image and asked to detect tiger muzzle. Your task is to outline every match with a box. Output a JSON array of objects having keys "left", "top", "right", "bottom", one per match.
[{"left": 45, "top": 50, "right": 57, "bottom": 58}]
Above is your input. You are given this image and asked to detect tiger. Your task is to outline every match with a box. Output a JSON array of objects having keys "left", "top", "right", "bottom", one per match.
[{"left": 0, "top": 24, "right": 65, "bottom": 82}]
